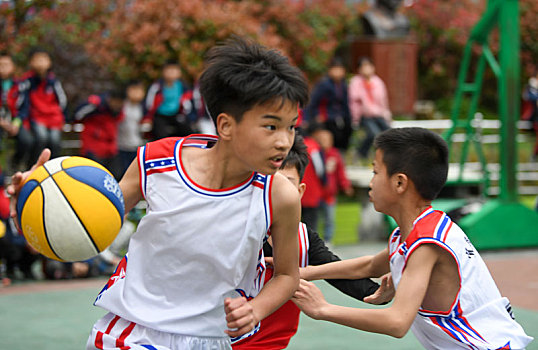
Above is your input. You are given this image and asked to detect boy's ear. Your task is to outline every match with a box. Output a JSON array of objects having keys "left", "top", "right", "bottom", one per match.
[
  {"left": 298, "top": 182, "right": 306, "bottom": 199},
  {"left": 393, "top": 173, "right": 408, "bottom": 194},
  {"left": 216, "top": 113, "right": 234, "bottom": 140}
]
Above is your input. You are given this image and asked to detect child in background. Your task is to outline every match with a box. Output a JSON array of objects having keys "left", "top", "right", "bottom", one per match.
[
  {"left": 348, "top": 56, "right": 391, "bottom": 161},
  {"left": 18, "top": 48, "right": 67, "bottom": 163},
  {"left": 0, "top": 52, "right": 33, "bottom": 171},
  {"left": 310, "top": 122, "right": 353, "bottom": 244},
  {"left": 293, "top": 128, "right": 533, "bottom": 349},
  {"left": 232, "top": 134, "right": 393, "bottom": 350},
  {"left": 73, "top": 90, "right": 125, "bottom": 179},
  {"left": 117, "top": 80, "right": 150, "bottom": 175},
  {"left": 300, "top": 130, "right": 325, "bottom": 231},
  {"left": 145, "top": 60, "right": 192, "bottom": 139},
  {"left": 303, "top": 57, "right": 352, "bottom": 152}
]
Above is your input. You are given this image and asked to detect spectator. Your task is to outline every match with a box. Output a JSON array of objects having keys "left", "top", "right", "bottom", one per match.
[
  {"left": 0, "top": 52, "right": 33, "bottom": 171},
  {"left": 303, "top": 57, "right": 352, "bottom": 152},
  {"left": 349, "top": 56, "right": 391, "bottom": 161},
  {"left": 301, "top": 128, "right": 326, "bottom": 231},
  {"left": 145, "top": 60, "right": 192, "bottom": 139},
  {"left": 522, "top": 69, "right": 538, "bottom": 162},
  {"left": 73, "top": 90, "right": 124, "bottom": 179},
  {"left": 18, "top": 48, "right": 67, "bottom": 164},
  {"left": 184, "top": 75, "right": 216, "bottom": 135},
  {"left": 117, "top": 80, "right": 150, "bottom": 175},
  {"left": 310, "top": 123, "right": 354, "bottom": 244}
]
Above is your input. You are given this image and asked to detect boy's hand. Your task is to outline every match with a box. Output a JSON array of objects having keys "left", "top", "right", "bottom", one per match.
[
  {"left": 8, "top": 148, "right": 51, "bottom": 230},
  {"left": 292, "top": 279, "right": 328, "bottom": 320},
  {"left": 264, "top": 256, "right": 274, "bottom": 269},
  {"left": 363, "top": 272, "right": 395, "bottom": 305},
  {"left": 224, "top": 297, "right": 258, "bottom": 338}
]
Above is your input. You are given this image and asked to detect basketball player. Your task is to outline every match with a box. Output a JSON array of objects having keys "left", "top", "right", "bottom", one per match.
[
  {"left": 293, "top": 128, "right": 533, "bottom": 349},
  {"left": 232, "top": 134, "right": 395, "bottom": 349},
  {"left": 9, "top": 37, "right": 309, "bottom": 350}
]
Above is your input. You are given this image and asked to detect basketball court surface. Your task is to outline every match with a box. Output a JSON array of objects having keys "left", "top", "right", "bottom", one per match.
[{"left": 1, "top": 243, "right": 536, "bottom": 349}]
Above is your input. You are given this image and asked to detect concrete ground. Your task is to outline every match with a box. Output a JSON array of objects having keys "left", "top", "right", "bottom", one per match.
[{"left": 0, "top": 243, "right": 536, "bottom": 349}]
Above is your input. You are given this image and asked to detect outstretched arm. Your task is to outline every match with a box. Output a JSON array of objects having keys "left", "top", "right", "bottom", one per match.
[
  {"left": 294, "top": 244, "right": 439, "bottom": 338},
  {"left": 225, "top": 173, "right": 300, "bottom": 338},
  {"left": 306, "top": 226, "right": 391, "bottom": 303},
  {"left": 301, "top": 247, "right": 390, "bottom": 281}
]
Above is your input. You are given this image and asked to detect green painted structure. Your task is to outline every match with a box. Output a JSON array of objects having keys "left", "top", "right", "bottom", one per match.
[{"left": 444, "top": 0, "right": 538, "bottom": 249}]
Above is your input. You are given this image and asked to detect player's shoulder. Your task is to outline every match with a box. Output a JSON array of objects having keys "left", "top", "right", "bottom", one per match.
[
  {"left": 271, "top": 172, "right": 301, "bottom": 211},
  {"left": 405, "top": 209, "right": 451, "bottom": 246},
  {"left": 143, "top": 137, "right": 182, "bottom": 161}
]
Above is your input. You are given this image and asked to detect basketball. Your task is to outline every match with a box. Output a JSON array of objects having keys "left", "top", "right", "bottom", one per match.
[{"left": 16, "top": 156, "right": 125, "bottom": 262}]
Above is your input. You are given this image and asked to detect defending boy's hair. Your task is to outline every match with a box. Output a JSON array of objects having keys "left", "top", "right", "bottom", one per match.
[
  {"left": 374, "top": 127, "right": 449, "bottom": 200},
  {"left": 280, "top": 134, "right": 309, "bottom": 181},
  {"left": 199, "top": 36, "right": 309, "bottom": 128}
]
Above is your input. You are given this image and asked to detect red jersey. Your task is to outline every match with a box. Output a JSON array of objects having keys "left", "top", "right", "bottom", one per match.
[
  {"left": 233, "top": 223, "right": 310, "bottom": 350},
  {"left": 300, "top": 137, "right": 324, "bottom": 208}
]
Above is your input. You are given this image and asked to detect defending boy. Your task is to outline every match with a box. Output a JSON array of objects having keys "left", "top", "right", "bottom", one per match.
[
  {"left": 294, "top": 127, "right": 533, "bottom": 349},
  {"left": 9, "top": 37, "right": 308, "bottom": 350}
]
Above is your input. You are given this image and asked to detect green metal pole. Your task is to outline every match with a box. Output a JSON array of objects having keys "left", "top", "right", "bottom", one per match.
[{"left": 498, "top": 0, "right": 520, "bottom": 202}]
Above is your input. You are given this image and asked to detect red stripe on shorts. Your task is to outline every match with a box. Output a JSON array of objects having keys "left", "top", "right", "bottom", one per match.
[
  {"left": 95, "top": 315, "right": 121, "bottom": 349},
  {"left": 116, "top": 322, "right": 136, "bottom": 350}
]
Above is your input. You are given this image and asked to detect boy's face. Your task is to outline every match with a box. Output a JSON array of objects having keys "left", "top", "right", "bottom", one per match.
[
  {"left": 224, "top": 99, "right": 297, "bottom": 175},
  {"left": 359, "top": 62, "right": 375, "bottom": 78},
  {"left": 312, "top": 129, "right": 333, "bottom": 151},
  {"left": 0, "top": 56, "right": 15, "bottom": 79},
  {"left": 328, "top": 65, "right": 346, "bottom": 82},
  {"left": 162, "top": 65, "right": 181, "bottom": 83},
  {"left": 369, "top": 149, "right": 397, "bottom": 214},
  {"left": 30, "top": 53, "right": 51, "bottom": 75},
  {"left": 277, "top": 165, "right": 306, "bottom": 198},
  {"left": 126, "top": 85, "right": 145, "bottom": 103}
]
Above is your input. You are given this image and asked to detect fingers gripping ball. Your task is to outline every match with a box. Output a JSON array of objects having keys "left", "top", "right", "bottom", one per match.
[{"left": 16, "top": 156, "right": 125, "bottom": 262}]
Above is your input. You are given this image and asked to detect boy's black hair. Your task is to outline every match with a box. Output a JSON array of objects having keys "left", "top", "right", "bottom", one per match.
[
  {"left": 163, "top": 59, "right": 180, "bottom": 68},
  {"left": 28, "top": 47, "right": 51, "bottom": 59},
  {"left": 0, "top": 51, "right": 12, "bottom": 59},
  {"left": 374, "top": 127, "right": 449, "bottom": 200},
  {"left": 199, "top": 36, "right": 309, "bottom": 129},
  {"left": 126, "top": 79, "right": 144, "bottom": 87},
  {"left": 306, "top": 120, "right": 328, "bottom": 136},
  {"left": 357, "top": 56, "right": 373, "bottom": 68},
  {"left": 329, "top": 56, "right": 345, "bottom": 68},
  {"left": 280, "top": 133, "right": 309, "bottom": 181}
]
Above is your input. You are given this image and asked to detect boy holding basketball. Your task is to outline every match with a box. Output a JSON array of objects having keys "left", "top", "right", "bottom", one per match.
[
  {"left": 10, "top": 37, "right": 308, "bottom": 350},
  {"left": 293, "top": 128, "right": 533, "bottom": 349}
]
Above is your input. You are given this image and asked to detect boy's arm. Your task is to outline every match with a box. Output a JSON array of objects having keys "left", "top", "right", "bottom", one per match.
[
  {"left": 119, "top": 158, "right": 144, "bottom": 214},
  {"left": 306, "top": 226, "right": 381, "bottom": 302},
  {"left": 301, "top": 247, "right": 390, "bottom": 281},
  {"left": 225, "top": 173, "right": 300, "bottom": 338},
  {"left": 294, "top": 244, "right": 439, "bottom": 338}
]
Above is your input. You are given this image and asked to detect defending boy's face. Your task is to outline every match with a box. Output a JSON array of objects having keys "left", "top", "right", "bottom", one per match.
[
  {"left": 369, "top": 149, "right": 397, "bottom": 214},
  {"left": 277, "top": 165, "right": 306, "bottom": 198}
]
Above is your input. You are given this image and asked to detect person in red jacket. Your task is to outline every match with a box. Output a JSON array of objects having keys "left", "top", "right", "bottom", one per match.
[
  {"left": 300, "top": 132, "right": 325, "bottom": 231},
  {"left": 73, "top": 91, "right": 124, "bottom": 178},
  {"left": 18, "top": 48, "right": 67, "bottom": 164},
  {"left": 310, "top": 122, "right": 354, "bottom": 244}
]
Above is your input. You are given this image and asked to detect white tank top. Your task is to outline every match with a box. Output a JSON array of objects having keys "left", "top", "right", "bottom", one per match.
[
  {"left": 389, "top": 207, "right": 533, "bottom": 350},
  {"left": 95, "top": 135, "right": 271, "bottom": 337}
]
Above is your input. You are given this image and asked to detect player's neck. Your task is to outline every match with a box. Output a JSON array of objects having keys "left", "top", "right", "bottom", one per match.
[
  {"left": 182, "top": 141, "right": 254, "bottom": 190},
  {"left": 391, "top": 199, "right": 431, "bottom": 239}
]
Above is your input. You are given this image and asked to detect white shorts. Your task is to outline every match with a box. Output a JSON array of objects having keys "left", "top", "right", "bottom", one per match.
[{"left": 86, "top": 312, "right": 232, "bottom": 350}]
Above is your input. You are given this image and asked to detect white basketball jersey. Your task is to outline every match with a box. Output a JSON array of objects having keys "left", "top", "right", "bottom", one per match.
[
  {"left": 95, "top": 135, "right": 271, "bottom": 338},
  {"left": 389, "top": 207, "right": 533, "bottom": 350}
]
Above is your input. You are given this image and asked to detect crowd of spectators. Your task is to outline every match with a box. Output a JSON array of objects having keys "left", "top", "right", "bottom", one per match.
[{"left": 0, "top": 47, "right": 393, "bottom": 285}]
